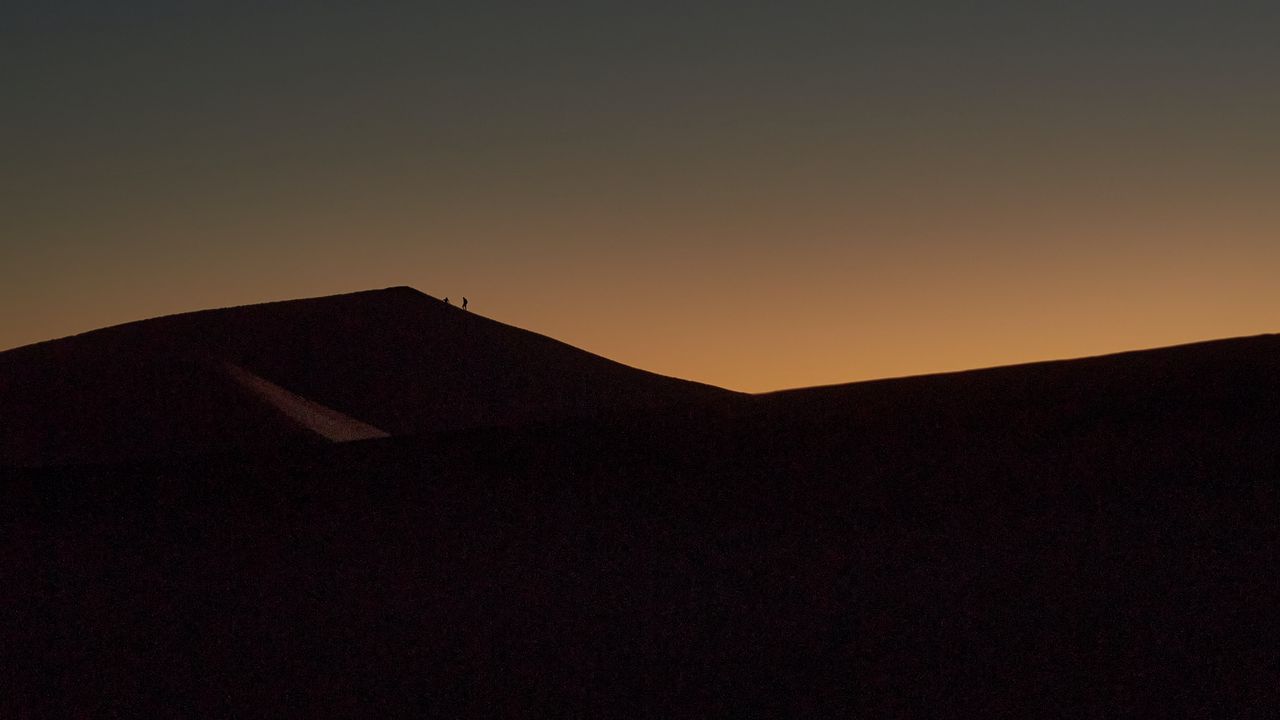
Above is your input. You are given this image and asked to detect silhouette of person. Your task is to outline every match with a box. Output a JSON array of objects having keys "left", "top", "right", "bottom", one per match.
[
  {"left": 443, "top": 297, "right": 449, "bottom": 304},
  {"left": 462, "top": 297, "right": 469, "bottom": 310}
]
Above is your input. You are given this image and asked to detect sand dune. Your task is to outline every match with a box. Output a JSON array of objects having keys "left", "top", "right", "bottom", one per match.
[
  {"left": 223, "top": 363, "right": 389, "bottom": 442},
  {"left": 4, "top": 290, "right": 1279, "bottom": 715},
  {"left": 0, "top": 287, "right": 736, "bottom": 467}
]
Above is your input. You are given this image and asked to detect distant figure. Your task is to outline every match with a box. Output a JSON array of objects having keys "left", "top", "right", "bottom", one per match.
[
  {"left": 443, "top": 297, "right": 449, "bottom": 305},
  {"left": 462, "top": 297, "right": 469, "bottom": 310}
]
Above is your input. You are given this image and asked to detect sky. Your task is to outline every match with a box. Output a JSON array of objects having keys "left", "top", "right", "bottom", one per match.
[{"left": 4, "top": 1, "right": 1278, "bottom": 392}]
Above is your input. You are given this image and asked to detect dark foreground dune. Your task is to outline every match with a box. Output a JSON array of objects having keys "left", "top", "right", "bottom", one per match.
[
  {"left": 3, "top": 292, "right": 1278, "bottom": 716},
  {"left": 0, "top": 287, "right": 735, "bottom": 467}
]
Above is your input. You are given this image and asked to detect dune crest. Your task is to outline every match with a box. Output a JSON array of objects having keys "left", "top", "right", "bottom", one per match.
[{"left": 223, "top": 362, "right": 390, "bottom": 442}]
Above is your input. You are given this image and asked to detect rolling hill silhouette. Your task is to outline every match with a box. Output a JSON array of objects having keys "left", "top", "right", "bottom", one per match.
[
  {"left": 0, "top": 287, "right": 735, "bottom": 467},
  {"left": 2, "top": 289, "right": 1278, "bottom": 715}
]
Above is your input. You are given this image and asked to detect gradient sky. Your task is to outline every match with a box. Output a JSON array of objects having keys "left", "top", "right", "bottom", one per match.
[{"left": 4, "top": 1, "right": 1278, "bottom": 392}]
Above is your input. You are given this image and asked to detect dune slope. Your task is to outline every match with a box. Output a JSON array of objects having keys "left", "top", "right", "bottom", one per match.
[
  {"left": 4, "top": 332, "right": 1279, "bottom": 715},
  {"left": 0, "top": 287, "right": 737, "bottom": 466}
]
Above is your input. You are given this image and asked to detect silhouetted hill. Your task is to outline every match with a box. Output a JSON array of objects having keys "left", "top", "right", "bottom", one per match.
[
  {"left": 3, "top": 330, "right": 1278, "bottom": 716},
  {"left": 0, "top": 287, "right": 737, "bottom": 467}
]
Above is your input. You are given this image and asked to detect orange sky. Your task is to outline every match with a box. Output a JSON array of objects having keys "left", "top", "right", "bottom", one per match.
[
  {"left": 6, "top": 187, "right": 1276, "bottom": 393},
  {"left": 5, "top": 3, "right": 1278, "bottom": 392}
]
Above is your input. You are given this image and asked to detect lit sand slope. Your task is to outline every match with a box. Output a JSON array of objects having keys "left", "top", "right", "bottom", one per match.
[{"left": 224, "top": 363, "right": 390, "bottom": 442}]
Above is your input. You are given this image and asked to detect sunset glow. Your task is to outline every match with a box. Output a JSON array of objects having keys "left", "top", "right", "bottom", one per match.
[{"left": 5, "top": 2, "right": 1278, "bottom": 391}]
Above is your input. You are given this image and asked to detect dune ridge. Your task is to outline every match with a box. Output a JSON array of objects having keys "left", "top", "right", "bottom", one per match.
[{"left": 222, "top": 362, "right": 390, "bottom": 442}]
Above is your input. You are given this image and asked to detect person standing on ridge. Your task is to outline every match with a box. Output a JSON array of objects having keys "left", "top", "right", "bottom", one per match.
[
  {"left": 462, "top": 297, "right": 469, "bottom": 310},
  {"left": 443, "top": 297, "right": 449, "bottom": 304}
]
